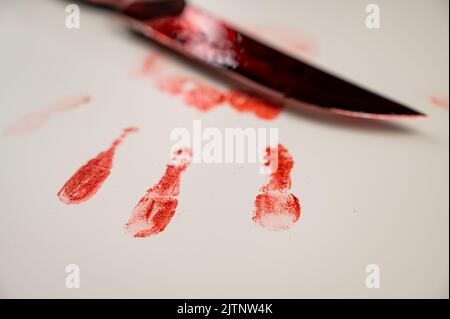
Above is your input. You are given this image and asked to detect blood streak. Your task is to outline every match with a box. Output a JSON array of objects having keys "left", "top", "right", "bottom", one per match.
[
  {"left": 139, "top": 52, "right": 162, "bottom": 76},
  {"left": 153, "top": 73, "right": 282, "bottom": 118},
  {"left": 138, "top": 50, "right": 282, "bottom": 119},
  {"left": 3, "top": 94, "right": 91, "bottom": 137},
  {"left": 253, "top": 144, "right": 301, "bottom": 231},
  {"left": 226, "top": 90, "right": 283, "bottom": 120},
  {"left": 431, "top": 95, "right": 449, "bottom": 110},
  {"left": 57, "top": 127, "right": 138, "bottom": 205},
  {"left": 155, "top": 75, "right": 191, "bottom": 95},
  {"left": 184, "top": 83, "right": 225, "bottom": 111},
  {"left": 125, "top": 148, "right": 192, "bottom": 237}
]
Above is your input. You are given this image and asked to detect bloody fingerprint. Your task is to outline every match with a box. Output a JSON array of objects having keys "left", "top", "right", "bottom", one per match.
[
  {"left": 253, "top": 144, "right": 301, "bottom": 231},
  {"left": 125, "top": 148, "right": 192, "bottom": 237},
  {"left": 57, "top": 127, "right": 138, "bottom": 204}
]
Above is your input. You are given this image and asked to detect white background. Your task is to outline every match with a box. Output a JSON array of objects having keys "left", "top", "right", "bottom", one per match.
[{"left": 0, "top": 0, "right": 448, "bottom": 298}]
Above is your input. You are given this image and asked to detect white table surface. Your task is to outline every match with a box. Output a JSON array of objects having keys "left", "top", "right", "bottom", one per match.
[{"left": 0, "top": 0, "right": 448, "bottom": 298}]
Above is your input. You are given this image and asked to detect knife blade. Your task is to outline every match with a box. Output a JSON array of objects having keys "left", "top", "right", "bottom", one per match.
[{"left": 87, "top": 0, "right": 426, "bottom": 119}]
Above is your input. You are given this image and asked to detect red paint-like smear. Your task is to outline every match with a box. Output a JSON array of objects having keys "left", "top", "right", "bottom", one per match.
[
  {"left": 57, "top": 127, "right": 138, "bottom": 205},
  {"left": 3, "top": 94, "right": 91, "bottom": 137},
  {"left": 139, "top": 52, "right": 162, "bottom": 76},
  {"left": 138, "top": 53, "right": 282, "bottom": 119},
  {"left": 152, "top": 72, "right": 282, "bottom": 119},
  {"left": 155, "top": 75, "right": 191, "bottom": 95},
  {"left": 431, "top": 95, "right": 449, "bottom": 110},
  {"left": 253, "top": 144, "right": 301, "bottom": 231},
  {"left": 226, "top": 90, "right": 282, "bottom": 120},
  {"left": 125, "top": 148, "right": 192, "bottom": 237},
  {"left": 184, "top": 83, "right": 226, "bottom": 111}
]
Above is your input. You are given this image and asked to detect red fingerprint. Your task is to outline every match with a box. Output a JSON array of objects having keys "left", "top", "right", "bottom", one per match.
[
  {"left": 125, "top": 148, "right": 192, "bottom": 237},
  {"left": 57, "top": 127, "right": 138, "bottom": 204},
  {"left": 253, "top": 144, "right": 301, "bottom": 231}
]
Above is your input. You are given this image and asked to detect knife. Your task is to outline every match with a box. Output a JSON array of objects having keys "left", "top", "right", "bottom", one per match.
[{"left": 84, "top": 0, "right": 425, "bottom": 119}]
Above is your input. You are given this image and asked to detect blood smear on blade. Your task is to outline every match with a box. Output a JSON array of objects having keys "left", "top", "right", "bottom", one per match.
[
  {"left": 3, "top": 94, "right": 91, "bottom": 137},
  {"left": 253, "top": 144, "right": 301, "bottom": 231},
  {"left": 125, "top": 148, "right": 192, "bottom": 237},
  {"left": 57, "top": 127, "right": 138, "bottom": 205},
  {"left": 246, "top": 25, "right": 319, "bottom": 59}
]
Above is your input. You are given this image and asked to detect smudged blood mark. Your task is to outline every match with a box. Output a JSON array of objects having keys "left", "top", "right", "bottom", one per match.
[
  {"left": 431, "top": 95, "right": 449, "bottom": 110},
  {"left": 3, "top": 94, "right": 91, "bottom": 137},
  {"left": 136, "top": 53, "right": 282, "bottom": 119},
  {"left": 184, "top": 83, "right": 226, "bottom": 111},
  {"left": 57, "top": 127, "right": 138, "bottom": 205},
  {"left": 226, "top": 90, "right": 283, "bottom": 120},
  {"left": 125, "top": 148, "right": 192, "bottom": 237},
  {"left": 139, "top": 52, "right": 162, "bottom": 76},
  {"left": 253, "top": 144, "right": 301, "bottom": 231},
  {"left": 155, "top": 75, "right": 190, "bottom": 95}
]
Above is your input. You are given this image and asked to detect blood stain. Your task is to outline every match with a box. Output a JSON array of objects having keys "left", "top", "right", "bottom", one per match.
[
  {"left": 431, "top": 95, "right": 449, "bottom": 110},
  {"left": 125, "top": 148, "right": 192, "bottom": 237},
  {"left": 184, "top": 83, "right": 226, "bottom": 111},
  {"left": 253, "top": 144, "right": 301, "bottom": 231},
  {"left": 3, "top": 94, "right": 91, "bottom": 137},
  {"left": 139, "top": 52, "right": 163, "bottom": 76},
  {"left": 226, "top": 90, "right": 283, "bottom": 120},
  {"left": 155, "top": 75, "right": 191, "bottom": 96},
  {"left": 57, "top": 127, "right": 138, "bottom": 205},
  {"left": 137, "top": 54, "right": 282, "bottom": 120}
]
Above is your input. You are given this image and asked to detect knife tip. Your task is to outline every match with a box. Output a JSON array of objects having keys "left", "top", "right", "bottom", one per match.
[{"left": 330, "top": 108, "right": 427, "bottom": 120}]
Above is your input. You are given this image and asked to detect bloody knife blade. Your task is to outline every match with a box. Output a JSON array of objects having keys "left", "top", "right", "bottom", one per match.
[{"left": 87, "top": 0, "right": 425, "bottom": 119}]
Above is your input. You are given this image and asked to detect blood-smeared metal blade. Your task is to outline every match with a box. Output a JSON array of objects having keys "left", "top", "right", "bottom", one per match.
[{"left": 123, "top": 4, "right": 424, "bottom": 119}]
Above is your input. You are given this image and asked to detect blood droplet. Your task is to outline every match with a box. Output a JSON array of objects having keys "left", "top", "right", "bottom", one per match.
[
  {"left": 125, "top": 148, "right": 192, "bottom": 237},
  {"left": 57, "top": 127, "right": 138, "bottom": 205},
  {"left": 253, "top": 144, "right": 301, "bottom": 231}
]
